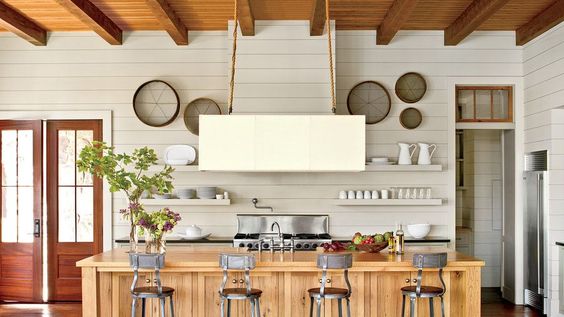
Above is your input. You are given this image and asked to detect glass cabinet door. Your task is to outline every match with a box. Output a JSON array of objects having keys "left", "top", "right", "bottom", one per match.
[{"left": 456, "top": 86, "right": 512, "bottom": 122}]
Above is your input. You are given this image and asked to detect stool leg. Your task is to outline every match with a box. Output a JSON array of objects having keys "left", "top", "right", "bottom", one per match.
[
  {"left": 141, "top": 298, "right": 145, "bottom": 317},
  {"left": 250, "top": 298, "right": 256, "bottom": 317},
  {"left": 440, "top": 296, "right": 445, "bottom": 317},
  {"left": 131, "top": 298, "right": 137, "bottom": 317},
  {"left": 220, "top": 297, "right": 225, "bottom": 317},
  {"left": 401, "top": 295, "right": 406, "bottom": 317},
  {"left": 227, "top": 299, "right": 232, "bottom": 317},
  {"left": 256, "top": 298, "right": 261, "bottom": 317},
  {"left": 338, "top": 298, "right": 343, "bottom": 317},
  {"left": 409, "top": 297, "right": 416, "bottom": 317},
  {"left": 429, "top": 297, "right": 434, "bottom": 317},
  {"left": 160, "top": 298, "right": 166, "bottom": 317},
  {"left": 309, "top": 296, "right": 314, "bottom": 317},
  {"left": 316, "top": 297, "right": 322, "bottom": 317},
  {"left": 169, "top": 296, "right": 175, "bottom": 317},
  {"left": 346, "top": 298, "right": 351, "bottom": 317}
]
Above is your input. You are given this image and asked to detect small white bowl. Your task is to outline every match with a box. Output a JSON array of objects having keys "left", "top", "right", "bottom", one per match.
[{"left": 407, "top": 224, "right": 431, "bottom": 239}]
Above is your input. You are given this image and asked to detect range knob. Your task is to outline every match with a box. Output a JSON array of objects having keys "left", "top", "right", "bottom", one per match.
[
  {"left": 312, "top": 243, "right": 319, "bottom": 248},
  {"left": 238, "top": 243, "right": 245, "bottom": 247},
  {"left": 303, "top": 243, "right": 310, "bottom": 249},
  {"left": 254, "top": 243, "right": 259, "bottom": 249},
  {"left": 262, "top": 243, "right": 270, "bottom": 249},
  {"left": 246, "top": 243, "right": 253, "bottom": 248},
  {"left": 295, "top": 243, "right": 302, "bottom": 249}
]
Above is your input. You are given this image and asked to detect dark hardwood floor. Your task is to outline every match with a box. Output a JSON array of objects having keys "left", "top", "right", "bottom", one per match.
[{"left": 0, "top": 290, "right": 543, "bottom": 316}]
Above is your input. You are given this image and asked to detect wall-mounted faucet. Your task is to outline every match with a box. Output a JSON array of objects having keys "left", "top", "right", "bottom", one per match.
[{"left": 251, "top": 198, "right": 274, "bottom": 213}]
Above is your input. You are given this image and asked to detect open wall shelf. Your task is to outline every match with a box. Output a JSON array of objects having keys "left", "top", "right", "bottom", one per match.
[
  {"left": 332, "top": 199, "right": 444, "bottom": 206},
  {"left": 140, "top": 199, "right": 231, "bottom": 206}
]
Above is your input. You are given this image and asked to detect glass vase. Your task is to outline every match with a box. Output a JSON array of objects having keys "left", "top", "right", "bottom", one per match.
[{"left": 145, "top": 232, "right": 166, "bottom": 254}]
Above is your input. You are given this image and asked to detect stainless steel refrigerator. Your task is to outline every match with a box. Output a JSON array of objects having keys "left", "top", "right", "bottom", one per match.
[{"left": 524, "top": 150, "right": 549, "bottom": 314}]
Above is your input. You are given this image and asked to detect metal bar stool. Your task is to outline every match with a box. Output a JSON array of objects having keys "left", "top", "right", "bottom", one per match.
[
  {"left": 218, "top": 253, "right": 262, "bottom": 317},
  {"left": 401, "top": 253, "right": 448, "bottom": 317},
  {"left": 129, "top": 253, "right": 175, "bottom": 317},
  {"left": 308, "top": 253, "right": 353, "bottom": 317}
]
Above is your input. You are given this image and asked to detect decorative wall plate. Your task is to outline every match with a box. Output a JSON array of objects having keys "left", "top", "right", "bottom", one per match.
[
  {"left": 347, "top": 81, "right": 391, "bottom": 124},
  {"left": 184, "top": 98, "right": 221, "bottom": 135},
  {"left": 133, "top": 80, "right": 180, "bottom": 127},
  {"left": 399, "top": 107, "right": 423, "bottom": 129},
  {"left": 395, "top": 72, "right": 427, "bottom": 103}
]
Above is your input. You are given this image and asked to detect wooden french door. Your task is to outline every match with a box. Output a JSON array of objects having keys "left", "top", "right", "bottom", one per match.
[
  {"left": 0, "top": 120, "right": 43, "bottom": 302},
  {"left": 47, "top": 120, "right": 103, "bottom": 301}
]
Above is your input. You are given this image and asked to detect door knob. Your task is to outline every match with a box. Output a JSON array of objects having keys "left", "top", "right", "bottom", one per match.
[
  {"left": 327, "top": 279, "right": 332, "bottom": 283},
  {"left": 413, "top": 279, "right": 417, "bottom": 283},
  {"left": 239, "top": 279, "right": 244, "bottom": 284},
  {"left": 232, "top": 279, "right": 237, "bottom": 284},
  {"left": 146, "top": 279, "right": 151, "bottom": 283},
  {"left": 405, "top": 279, "right": 410, "bottom": 283}
]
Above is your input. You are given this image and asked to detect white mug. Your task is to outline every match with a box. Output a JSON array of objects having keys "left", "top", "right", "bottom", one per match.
[
  {"left": 339, "top": 191, "right": 347, "bottom": 199},
  {"left": 364, "top": 190, "right": 371, "bottom": 199},
  {"left": 223, "top": 191, "right": 229, "bottom": 199},
  {"left": 216, "top": 194, "right": 224, "bottom": 200},
  {"left": 381, "top": 189, "right": 389, "bottom": 199},
  {"left": 371, "top": 190, "right": 379, "bottom": 199},
  {"left": 347, "top": 190, "right": 355, "bottom": 199}
]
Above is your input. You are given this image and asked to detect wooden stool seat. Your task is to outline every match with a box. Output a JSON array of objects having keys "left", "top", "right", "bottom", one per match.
[
  {"left": 132, "top": 286, "right": 175, "bottom": 296},
  {"left": 308, "top": 287, "right": 348, "bottom": 297},
  {"left": 401, "top": 285, "right": 444, "bottom": 297},
  {"left": 222, "top": 287, "right": 263, "bottom": 297}
]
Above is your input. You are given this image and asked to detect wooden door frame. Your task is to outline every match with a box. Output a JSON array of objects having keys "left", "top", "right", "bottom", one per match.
[
  {"left": 46, "top": 120, "right": 103, "bottom": 301},
  {"left": 0, "top": 120, "right": 43, "bottom": 302}
]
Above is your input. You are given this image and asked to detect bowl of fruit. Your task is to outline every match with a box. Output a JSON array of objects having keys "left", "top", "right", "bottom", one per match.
[{"left": 351, "top": 232, "right": 392, "bottom": 253}]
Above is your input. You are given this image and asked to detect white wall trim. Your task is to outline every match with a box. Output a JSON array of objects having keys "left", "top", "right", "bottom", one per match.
[
  {"left": 0, "top": 110, "right": 113, "bottom": 251},
  {"left": 447, "top": 76, "right": 525, "bottom": 304}
]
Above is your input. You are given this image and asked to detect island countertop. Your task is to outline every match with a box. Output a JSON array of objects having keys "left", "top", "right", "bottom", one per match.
[{"left": 77, "top": 245, "right": 483, "bottom": 270}]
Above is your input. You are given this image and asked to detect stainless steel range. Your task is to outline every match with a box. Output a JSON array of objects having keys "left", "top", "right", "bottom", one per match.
[{"left": 233, "top": 214, "right": 331, "bottom": 252}]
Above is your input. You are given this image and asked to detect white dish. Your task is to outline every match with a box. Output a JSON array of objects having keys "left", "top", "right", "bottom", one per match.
[
  {"left": 407, "top": 224, "right": 431, "bottom": 239},
  {"left": 164, "top": 145, "right": 196, "bottom": 165},
  {"left": 177, "top": 233, "right": 211, "bottom": 240}
]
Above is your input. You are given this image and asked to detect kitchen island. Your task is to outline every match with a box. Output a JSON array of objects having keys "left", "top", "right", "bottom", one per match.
[{"left": 77, "top": 246, "right": 483, "bottom": 317}]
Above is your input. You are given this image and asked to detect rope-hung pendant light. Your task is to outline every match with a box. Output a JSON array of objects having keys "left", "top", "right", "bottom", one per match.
[{"left": 227, "top": 0, "right": 337, "bottom": 114}]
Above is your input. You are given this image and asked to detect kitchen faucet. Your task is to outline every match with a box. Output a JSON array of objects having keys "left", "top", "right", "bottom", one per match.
[{"left": 271, "top": 221, "right": 285, "bottom": 251}]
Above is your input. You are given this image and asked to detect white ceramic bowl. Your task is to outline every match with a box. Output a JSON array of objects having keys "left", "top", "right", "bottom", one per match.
[
  {"left": 185, "top": 225, "right": 202, "bottom": 237},
  {"left": 407, "top": 224, "right": 431, "bottom": 239}
]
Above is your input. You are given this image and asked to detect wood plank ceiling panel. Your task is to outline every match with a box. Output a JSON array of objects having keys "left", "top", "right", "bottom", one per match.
[
  {"left": 1, "top": 0, "right": 88, "bottom": 31},
  {"left": 478, "top": 0, "right": 556, "bottom": 30},
  {"left": 331, "top": 0, "right": 394, "bottom": 30},
  {"left": 403, "top": 0, "right": 472, "bottom": 30}
]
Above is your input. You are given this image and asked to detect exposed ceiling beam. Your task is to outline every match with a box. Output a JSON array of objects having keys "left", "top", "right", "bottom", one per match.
[
  {"left": 376, "top": 0, "right": 419, "bottom": 45},
  {"left": 310, "top": 0, "right": 326, "bottom": 36},
  {"left": 237, "top": 0, "right": 255, "bottom": 36},
  {"left": 0, "top": 1, "right": 46, "bottom": 46},
  {"left": 516, "top": 0, "right": 564, "bottom": 45},
  {"left": 54, "top": 0, "right": 122, "bottom": 45},
  {"left": 444, "top": 0, "right": 510, "bottom": 46},
  {"left": 145, "top": 0, "right": 187, "bottom": 45}
]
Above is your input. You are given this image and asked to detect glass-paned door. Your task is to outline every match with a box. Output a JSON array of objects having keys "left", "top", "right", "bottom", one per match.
[
  {"left": 0, "top": 120, "right": 42, "bottom": 302},
  {"left": 47, "top": 120, "right": 102, "bottom": 301}
]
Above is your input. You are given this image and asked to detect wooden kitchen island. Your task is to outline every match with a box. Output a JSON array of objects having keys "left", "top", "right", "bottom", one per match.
[{"left": 77, "top": 246, "right": 484, "bottom": 317}]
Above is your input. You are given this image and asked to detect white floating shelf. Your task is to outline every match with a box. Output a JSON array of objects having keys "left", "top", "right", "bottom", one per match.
[
  {"left": 332, "top": 199, "right": 444, "bottom": 206},
  {"left": 149, "top": 165, "right": 200, "bottom": 172},
  {"left": 140, "top": 199, "right": 231, "bottom": 206},
  {"left": 364, "top": 165, "right": 443, "bottom": 172}
]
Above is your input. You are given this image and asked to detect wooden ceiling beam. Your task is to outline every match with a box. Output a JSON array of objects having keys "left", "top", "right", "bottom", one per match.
[
  {"left": 444, "top": 0, "right": 510, "bottom": 46},
  {"left": 145, "top": 0, "right": 187, "bottom": 45},
  {"left": 516, "top": 0, "right": 564, "bottom": 46},
  {"left": 376, "top": 0, "right": 419, "bottom": 45},
  {"left": 237, "top": 0, "right": 255, "bottom": 36},
  {"left": 0, "top": 1, "right": 46, "bottom": 46},
  {"left": 54, "top": 0, "right": 122, "bottom": 45},
  {"left": 310, "top": 0, "right": 326, "bottom": 36}
]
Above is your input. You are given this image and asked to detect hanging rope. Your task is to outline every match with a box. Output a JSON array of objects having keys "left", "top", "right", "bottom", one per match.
[
  {"left": 228, "top": 0, "right": 239, "bottom": 115},
  {"left": 326, "top": 0, "right": 336, "bottom": 114}
]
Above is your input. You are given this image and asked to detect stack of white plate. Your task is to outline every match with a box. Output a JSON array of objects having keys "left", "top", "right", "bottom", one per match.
[
  {"left": 154, "top": 193, "right": 173, "bottom": 199},
  {"left": 176, "top": 188, "right": 195, "bottom": 199},
  {"left": 197, "top": 187, "right": 217, "bottom": 199},
  {"left": 366, "top": 157, "right": 395, "bottom": 165}
]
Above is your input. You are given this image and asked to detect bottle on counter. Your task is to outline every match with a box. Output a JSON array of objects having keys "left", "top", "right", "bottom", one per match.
[
  {"left": 388, "top": 234, "right": 395, "bottom": 253},
  {"left": 394, "top": 224, "right": 405, "bottom": 254}
]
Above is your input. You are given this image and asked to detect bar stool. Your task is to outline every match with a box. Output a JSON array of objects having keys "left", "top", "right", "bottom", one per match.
[
  {"left": 401, "top": 253, "right": 448, "bottom": 317},
  {"left": 308, "top": 253, "right": 353, "bottom": 317},
  {"left": 218, "top": 253, "right": 262, "bottom": 317},
  {"left": 129, "top": 253, "right": 175, "bottom": 317}
]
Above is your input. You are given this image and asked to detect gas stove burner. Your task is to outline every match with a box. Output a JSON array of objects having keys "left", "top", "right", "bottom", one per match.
[
  {"left": 294, "top": 233, "right": 332, "bottom": 240},
  {"left": 233, "top": 232, "right": 332, "bottom": 251}
]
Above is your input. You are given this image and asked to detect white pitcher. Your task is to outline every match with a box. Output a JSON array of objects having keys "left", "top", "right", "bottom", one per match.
[
  {"left": 417, "top": 143, "right": 437, "bottom": 165},
  {"left": 398, "top": 143, "right": 417, "bottom": 165}
]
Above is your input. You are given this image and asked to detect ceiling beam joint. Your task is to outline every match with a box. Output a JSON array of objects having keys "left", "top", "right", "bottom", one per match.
[
  {"left": 145, "top": 0, "right": 187, "bottom": 45},
  {"left": 516, "top": 0, "right": 564, "bottom": 46},
  {"left": 0, "top": 1, "right": 47, "bottom": 46},
  {"left": 444, "top": 0, "right": 510, "bottom": 46},
  {"left": 376, "top": 0, "right": 419, "bottom": 45},
  {"left": 54, "top": 0, "right": 122, "bottom": 45}
]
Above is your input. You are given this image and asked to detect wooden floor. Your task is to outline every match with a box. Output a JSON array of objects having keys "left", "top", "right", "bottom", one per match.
[{"left": 0, "top": 290, "right": 543, "bottom": 316}]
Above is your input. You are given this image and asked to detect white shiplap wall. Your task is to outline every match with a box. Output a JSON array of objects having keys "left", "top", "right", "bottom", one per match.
[
  {"left": 523, "top": 22, "right": 564, "bottom": 317},
  {"left": 0, "top": 24, "right": 523, "bottom": 251}
]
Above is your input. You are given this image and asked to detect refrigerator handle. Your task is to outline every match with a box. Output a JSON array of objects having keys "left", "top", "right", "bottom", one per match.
[{"left": 537, "top": 173, "right": 544, "bottom": 295}]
